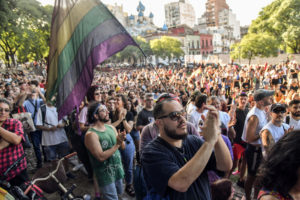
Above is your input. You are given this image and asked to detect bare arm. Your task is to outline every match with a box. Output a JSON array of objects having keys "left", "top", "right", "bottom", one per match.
[
  {"left": 214, "top": 135, "right": 233, "bottom": 171},
  {"left": 0, "top": 127, "right": 22, "bottom": 145},
  {"left": 245, "top": 116, "right": 260, "bottom": 143},
  {"left": 84, "top": 131, "right": 122, "bottom": 162},
  {"left": 123, "top": 120, "right": 133, "bottom": 133},
  {"left": 261, "top": 129, "right": 271, "bottom": 153},
  {"left": 167, "top": 106, "right": 221, "bottom": 192}
]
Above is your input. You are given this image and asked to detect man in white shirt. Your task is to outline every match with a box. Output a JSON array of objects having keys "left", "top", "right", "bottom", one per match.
[
  {"left": 36, "top": 100, "right": 69, "bottom": 161},
  {"left": 286, "top": 100, "right": 300, "bottom": 130}
]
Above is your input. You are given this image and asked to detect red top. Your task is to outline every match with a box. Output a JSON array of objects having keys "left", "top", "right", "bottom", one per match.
[{"left": 0, "top": 119, "right": 27, "bottom": 181}]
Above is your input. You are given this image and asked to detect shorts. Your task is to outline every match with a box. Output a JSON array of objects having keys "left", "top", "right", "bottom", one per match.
[
  {"left": 44, "top": 142, "right": 70, "bottom": 161},
  {"left": 245, "top": 144, "right": 262, "bottom": 176},
  {"left": 233, "top": 143, "right": 245, "bottom": 160}
]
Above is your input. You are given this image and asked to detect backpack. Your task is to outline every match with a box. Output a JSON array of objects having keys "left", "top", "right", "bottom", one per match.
[
  {"left": 40, "top": 104, "right": 47, "bottom": 126},
  {"left": 285, "top": 116, "right": 290, "bottom": 125}
]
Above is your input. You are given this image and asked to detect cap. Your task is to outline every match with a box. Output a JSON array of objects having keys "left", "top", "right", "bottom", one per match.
[
  {"left": 270, "top": 103, "right": 287, "bottom": 112},
  {"left": 253, "top": 89, "right": 275, "bottom": 101}
]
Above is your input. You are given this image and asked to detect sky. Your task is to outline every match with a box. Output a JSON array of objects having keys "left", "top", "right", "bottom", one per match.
[{"left": 37, "top": 0, "right": 274, "bottom": 27}]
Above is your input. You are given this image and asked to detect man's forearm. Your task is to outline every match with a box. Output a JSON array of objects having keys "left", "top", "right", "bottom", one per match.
[
  {"left": 95, "top": 144, "right": 120, "bottom": 162},
  {"left": 168, "top": 142, "right": 214, "bottom": 192},
  {"left": 214, "top": 136, "right": 233, "bottom": 171}
]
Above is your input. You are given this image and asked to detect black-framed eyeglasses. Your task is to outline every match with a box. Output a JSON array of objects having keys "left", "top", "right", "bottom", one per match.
[{"left": 158, "top": 110, "right": 185, "bottom": 121}]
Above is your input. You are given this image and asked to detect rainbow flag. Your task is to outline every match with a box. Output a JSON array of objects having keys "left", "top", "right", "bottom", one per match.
[{"left": 46, "top": 0, "right": 138, "bottom": 119}]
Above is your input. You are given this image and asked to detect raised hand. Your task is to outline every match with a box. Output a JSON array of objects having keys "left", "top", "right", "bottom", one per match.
[
  {"left": 116, "top": 129, "right": 126, "bottom": 146},
  {"left": 201, "top": 105, "right": 221, "bottom": 146}
]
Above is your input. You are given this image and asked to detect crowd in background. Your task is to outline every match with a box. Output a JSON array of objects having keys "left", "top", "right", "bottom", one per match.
[{"left": 0, "top": 61, "right": 299, "bottom": 200}]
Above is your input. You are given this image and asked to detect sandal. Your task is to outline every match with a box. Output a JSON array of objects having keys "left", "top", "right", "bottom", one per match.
[{"left": 125, "top": 184, "right": 135, "bottom": 197}]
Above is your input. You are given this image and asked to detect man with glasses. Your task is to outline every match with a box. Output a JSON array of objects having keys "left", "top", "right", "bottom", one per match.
[
  {"left": 0, "top": 98, "right": 28, "bottom": 187},
  {"left": 84, "top": 102, "right": 126, "bottom": 200},
  {"left": 260, "top": 103, "right": 290, "bottom": 156},
  {"left": 141, "top": 95, "right": 232, "bottom": 200}
]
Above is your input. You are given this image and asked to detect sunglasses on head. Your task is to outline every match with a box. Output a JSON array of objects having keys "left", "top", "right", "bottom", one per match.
[
  {"left": 0, "top": 108, "right": 10, "bottom": 113},
  {"left": 158, "top": 110, "right": 185, "bottom": 121},
  {"left": 157, "top": 94, "right": 180, "bottom": 103}
]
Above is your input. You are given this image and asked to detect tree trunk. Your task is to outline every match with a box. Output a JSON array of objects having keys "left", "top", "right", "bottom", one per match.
[{"left": 10, "top": 54, "right": 16, "bottom": 67}]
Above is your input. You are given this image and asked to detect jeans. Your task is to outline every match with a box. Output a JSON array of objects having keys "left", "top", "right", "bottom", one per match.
[
  {"left": 120, "top": 134, "right": 135, "bottom": 184},
  {"left": 30, "top": 130, "right": 42, "bottom": 164},
  {"left": 100, "top": 179, "right": 123, "bottom": 200},
  {"left": 130, "top": 129, "right": 140, "bottom": 141},
  {"left": 44, "top": 142, "right": 70, "bottom": 161}
]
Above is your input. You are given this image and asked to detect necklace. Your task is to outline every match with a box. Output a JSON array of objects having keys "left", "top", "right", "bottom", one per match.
[{"left": 176, "top": 146, "right": 188, "bottom": 163}]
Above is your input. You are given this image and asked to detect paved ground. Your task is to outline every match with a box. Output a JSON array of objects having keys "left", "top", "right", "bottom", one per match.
[{"left": 25, "top": 147, "right": 245, "bottom": 200}]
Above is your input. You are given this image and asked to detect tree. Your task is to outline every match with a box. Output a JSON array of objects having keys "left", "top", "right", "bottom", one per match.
[
  {"left": 249, "top": 0, "right": 300, "bottom": 53},
  {"left": 230, "top": 33, "right": 278, "bottom": 65},
  {"left": 0, "top": 0, "right": 52, "bottom": 67},
  {"left": 150, "top": 36, "right": 184, "bottom": 62}
]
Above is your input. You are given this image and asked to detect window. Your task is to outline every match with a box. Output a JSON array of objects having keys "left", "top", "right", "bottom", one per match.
[
  {"left": 210, "top": 40, "right": 212, "bottom": 46},
  {"left": 197, "top": 41, "right": 200, "bottom": 49},
  {"left": 202, "top": 40, "right": 204, "bottom": 48},
  {"left": 192, "top": 41, "right": 195, "bottom": 49},
  {"left": 206, "top": 40, "right": 208, "bottom": 47}
]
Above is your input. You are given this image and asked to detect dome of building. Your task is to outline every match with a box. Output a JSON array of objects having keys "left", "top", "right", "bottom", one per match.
[
  {"left": 149, "top": 12, "right": 154, "bottom": 18},
  {"left": 137, "top": 1, "right": 145, "bottom": 12},
  {"left": 138, "top": 11, "right": 144, "bottom": 17},
  {"left": 129, "top": 15, "right": 135, "bottom": 20},
  {"left": 162, "top": 24, "right": 168, "bottom": 31}
]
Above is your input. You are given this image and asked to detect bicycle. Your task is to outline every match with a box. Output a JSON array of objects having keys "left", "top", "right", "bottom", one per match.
[
  {"left": 24, "top": 152, "right": 91, "bottom": 200},
  {"left": 0, "top": 153, "right": 46, "bottom": 200}
]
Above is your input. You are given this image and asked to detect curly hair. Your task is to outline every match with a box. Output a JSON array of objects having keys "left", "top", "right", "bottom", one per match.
[
  {"left": 258, "top": 130, "right": 300, "bottom": 197},
  {"left": 86, "top": 85, "right": 100, "bottom": 102}
]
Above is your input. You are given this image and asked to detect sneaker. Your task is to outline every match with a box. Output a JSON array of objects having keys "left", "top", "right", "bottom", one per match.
[
  {"left": 237, "top": 180, "right": 245, "bottom": 188},
  {"left": 232, "top": 170, "right": 240, "bottom": 175},
  {"left": 66, "top": 172, "right": 76, "bottom": 179},
  {"left": 36, "top": 162, "right": 42, "bottom": 169}
]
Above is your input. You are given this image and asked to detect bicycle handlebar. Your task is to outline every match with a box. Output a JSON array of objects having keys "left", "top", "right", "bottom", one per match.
[
  {"left": 65, "top": 152, "right": 77, "bottom": 159},
  {"left": 24, "top": 152, "right": 78, "bottom": 195}
]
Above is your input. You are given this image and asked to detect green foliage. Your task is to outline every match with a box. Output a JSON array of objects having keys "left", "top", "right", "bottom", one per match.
[
  {"left": 0, "top": 0, "right": 52, "bottom": 67},
  {"left": 230, "top": 33, "right": 278, "bottom": 64},
  {"left": 248, "top": 0, "right": 300, "bottom": 53},
  {"left": 150, "top": 36, "right": 184, "bottom": 60}
]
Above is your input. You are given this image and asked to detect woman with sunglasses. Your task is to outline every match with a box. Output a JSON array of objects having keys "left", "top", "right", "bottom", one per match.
[
  {"left": 110, "top": 94, "right": 136, "bottom": 197},
  {"left": 0, "top": 98, "right": 28, "bottom": 187}
]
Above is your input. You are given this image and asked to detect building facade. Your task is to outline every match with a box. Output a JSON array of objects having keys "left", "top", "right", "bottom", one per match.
[{"left": 165, "top": 0, "right": 196, "bottom": 29}]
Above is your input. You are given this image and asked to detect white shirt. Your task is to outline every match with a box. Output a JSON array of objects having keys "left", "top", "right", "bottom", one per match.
[
  {"left": 289, "top": 116, "right": 300, "bottom": 130},
  {"left": 242, "top": 107, "right": 268, "bottom": 145},
  {"left": 36, "top": 105, "right": 68, "bottom": 146},
  {"left": 260, "top": 122, "right": 289, "bottom": 143}
]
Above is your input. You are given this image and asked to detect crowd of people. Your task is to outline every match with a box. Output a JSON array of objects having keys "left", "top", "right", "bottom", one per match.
[{"left": 0, "top": 61, "right": 299, "bottom": 200}]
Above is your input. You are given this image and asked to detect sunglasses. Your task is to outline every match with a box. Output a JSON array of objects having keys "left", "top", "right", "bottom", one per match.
[
  {"left": 94, "top": 92, "right": 101, "bottom": 96},
  {"left": 158, "top": 110, "right": 185, "bottom": 121},
  {"left": 272, "top": 109, "right": 286, "bottom": 114},
  {"left": 0, "top": 108, "right": 10, "bottom": 113}
]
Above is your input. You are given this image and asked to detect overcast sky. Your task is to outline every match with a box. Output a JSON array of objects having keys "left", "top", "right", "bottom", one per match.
[{"left": 37, "top": 0, "right": 273, "bottom": 27}]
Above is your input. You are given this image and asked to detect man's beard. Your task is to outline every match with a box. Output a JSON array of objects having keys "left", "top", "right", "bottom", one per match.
[
  {"left": 98, "top": 115, "right": 110, "bottom": 123},
  {"left": 164, "top": 124, "right": 187, "bottom": 140},
  {"left": 292, "top": 112, "right": 300, "bottom": 117}
]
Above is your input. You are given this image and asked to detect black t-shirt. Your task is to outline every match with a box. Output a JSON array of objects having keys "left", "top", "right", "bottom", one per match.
[
  {"left": 233, "top": 108, "right": 249, "bottom": 145},
  {"left": 113, "top": 111, "right": 134, "bottom": 133},
  {"left": 290, "top": 85, "right": 299, "bottom": 92},
  {"left": 142, "top": 135, "right": 216, "bottom": 200},
  {"left": 136, "top": 108, "right": 155, "bottom": 128},
  {"left": 242, "top": 82, "right": 250, "bottom": 91}
]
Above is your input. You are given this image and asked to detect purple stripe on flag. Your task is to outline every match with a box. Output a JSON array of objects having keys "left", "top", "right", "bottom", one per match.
[{"left": 57, "top": 33, "right": 136, "bottom": 119}]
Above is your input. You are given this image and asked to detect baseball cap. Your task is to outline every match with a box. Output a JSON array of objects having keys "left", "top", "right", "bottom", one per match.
[
  {"left": 270, "top": 103, "right": 287, "bottom": 112},
  {"left": 253, "top": 89, "right": 275, "bottom": 101}
]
